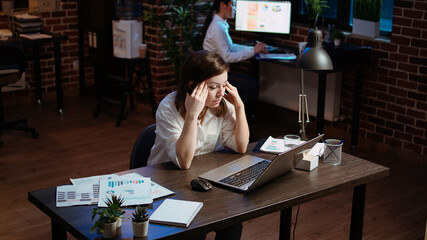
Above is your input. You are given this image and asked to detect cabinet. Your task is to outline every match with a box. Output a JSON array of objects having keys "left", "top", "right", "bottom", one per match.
[{"left": 77, "top": 0, "right": 124, "bottom": 96}]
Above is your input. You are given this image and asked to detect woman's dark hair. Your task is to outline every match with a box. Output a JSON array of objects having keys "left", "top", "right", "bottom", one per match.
[
  {"left": 201, "top": 0, "right": 231, "bottom": 40},
  {"left": 175, "top": 50, "right": 230, "bottom": 118}
]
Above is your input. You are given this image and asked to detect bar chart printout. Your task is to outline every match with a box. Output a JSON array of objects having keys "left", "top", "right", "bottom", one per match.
[{"left": 98, "top": 176, "right": 153, "bottom": 207}]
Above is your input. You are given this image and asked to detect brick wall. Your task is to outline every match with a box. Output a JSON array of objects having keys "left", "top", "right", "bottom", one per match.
[
  {"left": 144, "top": 1, "right": 426, "bottom": 156},
  {"left": 341, "top": 0, "right": 427, "bottom": 156},
  {"left": 0, "top": 0, "right": 82, "bottom": 94}
]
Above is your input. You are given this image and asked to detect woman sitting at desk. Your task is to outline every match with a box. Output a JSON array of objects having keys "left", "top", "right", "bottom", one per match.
[
  {"left": 202, "top": 0, "right": 267, "bottom": 138},
  {"left": 202, "top": 0, "right": 267, "bottom": 62},
  {"left": 147, "top": 50, "right": 249, "bottom": 170}
]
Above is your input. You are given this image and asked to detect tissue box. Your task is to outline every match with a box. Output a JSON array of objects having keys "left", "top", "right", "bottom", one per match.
[{"left": 295, "top": 152, "right": 319, "bottom": 171}]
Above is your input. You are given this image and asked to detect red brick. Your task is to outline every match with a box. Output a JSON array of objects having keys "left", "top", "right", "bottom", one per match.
[
  {"left": 408, "top": 91, "right": 427, "bottom": 101},
  {"left": 397, "top": 79, "right": 418, "bottom": 89},
  {"left": 378, "top": 110, "right": 395, "bottom": 120},
  {"left": 388, "top": 103, "right": 406, "bottom": 113},
  {"left": 413, "top": 20, "right": 427, "bottom": 28},
  {"left": 410, "top": 57, "right": 427, "bottom": 66},
  {"left": 396, "top": 97, "right": 415, "bottom": 107},
  {"left": 407, "top": 109, "right": 426, "bottom": 118},
  {"left": 419, "top": 84, "right": 427, "bottom": 93},
  {"left": 399, "top": 46, "right": 419, "bottom": 56},
  {"left": 392, "top": 25, "right": 402, "bottom": 34},
  {"left": 403, "top": 9, "right": 424, "bottom": 18},
  {"left": 411, "top": 38, "right": 427, "bottom": 48},
  {"left": 394, "top": 1, "right": 413, "bottom": 8},
  {"left": 406, "top": 126, "right": 424, "bottom": 136},
  {"left": 379, "top": 60, "right": 397, "bottom": 69},
  {"left": 393, "top": 16, "right": 412, "bottom": 27},
  {"left": 415, "top": 119, "right": 427, "bottom": 129},
  {"left": 389, "top": 86, "right": 407, "bottom": 96},
  {"left": 398, "top": 63, "right": 418, "bottom": 73},
  {"left": 402, "top": 27, "right": 422, "bottom": 38},
  {"left": 418, "top": 102, "right": 427, "bottom": 111},
  {"left": 380, "top": 42, "right": 398, "bottom": 52},
  {"left": 414, "top": 2, "right": 427, "bottom": 10},
  {"left": 414, "top": 137, "right": 427, "bottom": 146},
  {"left": 393, "top": 8, "right": 403, "bottom": 16},
  {"left": 390, "top": 53, "right": 408, "bottom": 63},
  {"left": 391, "top": 35, "right": 411, "bottom": 45},
  {"left": 397, "top": 114, "right": 415, "bottom": 125},
  {"left": 395, "top": 131, "right": 412, "bottom": 141},
  {"left": 376, "top": 126, "right": 394, "bottom": 136}
]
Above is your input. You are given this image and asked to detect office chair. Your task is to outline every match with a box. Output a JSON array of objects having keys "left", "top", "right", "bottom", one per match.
[
  {"left": 129, "top": 123, "right": 156, "bottom": 169},
  {"left": 0, "top": 45, "right": 38, "bottom": 147}
]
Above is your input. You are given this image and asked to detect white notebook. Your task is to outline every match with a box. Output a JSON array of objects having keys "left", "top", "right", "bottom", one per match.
[{"left": 149, "top": 199, "right": 203, "bottom": 227}]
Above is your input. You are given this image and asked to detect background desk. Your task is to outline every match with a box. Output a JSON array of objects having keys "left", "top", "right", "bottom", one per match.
[
  {"left": 28, "top": 143, "right": 388, "bottom": 240},
  {"left": 258, "top": 42, "right": 371, "bottom": 149},
  {"left": 0, "top": 32, "right": 68, "bottom": 115}
]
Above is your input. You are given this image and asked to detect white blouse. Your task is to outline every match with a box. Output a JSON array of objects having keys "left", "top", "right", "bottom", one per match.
[
  {"left": 147, "top": 91, "right": 238, "bottom": 169},
  {"left": 203, "top": 14, "right": 254, "bottom": 63}
]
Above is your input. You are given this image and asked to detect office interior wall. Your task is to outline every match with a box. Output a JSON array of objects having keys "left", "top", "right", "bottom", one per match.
[{"left": 0, "top": 1, "right": 424, "bottom": 157}]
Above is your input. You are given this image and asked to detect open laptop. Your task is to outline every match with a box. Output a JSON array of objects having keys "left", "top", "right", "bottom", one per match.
[{"left": 199, "top": 134, "right": 324, "bottom": 193}]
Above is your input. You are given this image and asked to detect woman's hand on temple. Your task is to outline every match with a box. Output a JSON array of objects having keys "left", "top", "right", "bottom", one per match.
[
  {"left": 185, "top": 82, "right": 208, "bottom": 119},
  {"left": 224, "top": 82, "right": 244, "bottom": 109}
]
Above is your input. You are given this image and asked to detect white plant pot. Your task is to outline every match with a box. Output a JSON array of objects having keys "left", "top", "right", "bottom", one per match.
[
  {"left": 334, "top": 39, "right": 341, "bottom": 47},
  {"left": 116, "top": 217, "right": 122, "bottom": 228},
  {"left": 352, "top": 18, "right": 380, "bottom": 38},
  {"left": 132, "top": 220, "right": 149, "bottom": 238},
  {"left": 102, "top": 221, "right": 118, "bottom": 239}
]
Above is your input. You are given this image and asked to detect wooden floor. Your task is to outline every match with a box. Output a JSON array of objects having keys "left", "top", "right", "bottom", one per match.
[{"left": 0, "top": 89, "right": 426, "bottom": 240}]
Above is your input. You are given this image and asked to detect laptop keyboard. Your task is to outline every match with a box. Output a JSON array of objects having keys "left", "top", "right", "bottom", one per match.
[{"left": 219, "top": 160, "right": 270, "bottom": 187}]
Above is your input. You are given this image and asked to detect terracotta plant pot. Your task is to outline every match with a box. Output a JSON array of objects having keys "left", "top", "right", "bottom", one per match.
[{"left": 132, "top": 220, "right": 149, "bottom": 237}]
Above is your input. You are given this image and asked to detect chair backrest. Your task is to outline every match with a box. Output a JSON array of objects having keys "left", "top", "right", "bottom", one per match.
[
  {"left": 0, "top": 45, "right": 27, "bottom": 86},
  {"left": 129, "top": 123, "right": 156, "bottom": 169}
]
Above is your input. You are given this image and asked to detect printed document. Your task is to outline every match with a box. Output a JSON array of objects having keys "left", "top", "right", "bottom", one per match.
[{"left": 98, "top": 176, "right": 153, "bottom": 207}]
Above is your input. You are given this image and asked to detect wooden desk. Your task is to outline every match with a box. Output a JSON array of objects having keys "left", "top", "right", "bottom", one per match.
[
  {"left": 0, "top": 32, "right": 68, "bottom": 115},
  {"left": 28, "top": 145, "right": 388, "bottom": 240}
]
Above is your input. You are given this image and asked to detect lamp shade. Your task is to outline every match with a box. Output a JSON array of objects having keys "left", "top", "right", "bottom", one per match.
[{"left": 296, "top": 28, "right": 333, "bottom": 70}]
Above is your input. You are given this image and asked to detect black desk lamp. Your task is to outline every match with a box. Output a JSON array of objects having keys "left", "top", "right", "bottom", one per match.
[{"left": 296, "top": 28, "right": 333, "bottom": 140}]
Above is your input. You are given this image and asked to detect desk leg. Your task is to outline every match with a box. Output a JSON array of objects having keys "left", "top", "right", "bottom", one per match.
[
  {"left": 316, "top": 73, "right": 327, "bottom": 134},
  {"left": 53, "top": 41, "right": 66, "bottom": 116},
  {"left": 33, "top": 45, "right": 43, "bottom": 106},
  {"left": 349, "top": 184, "right": 366, "bottom": 240},
  {"left": 51, "top": 219, "right": 67, "bottom": 240},
  {"left": 279, "top": 207, "right": 292, "bottom": 240},
  {"left": 350, "top": 67, "right": 363, "bottom": 151}
]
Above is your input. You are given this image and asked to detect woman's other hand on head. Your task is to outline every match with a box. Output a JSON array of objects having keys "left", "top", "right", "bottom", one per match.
[
  {"left": 185, "top": 82, "right": 208, "bottom": 119},
  {"left": 254, "top": 42, "right": 268, "bottom": 54},
  {"left": 224, "top": 82, "right": 244, "bottom": 109}
]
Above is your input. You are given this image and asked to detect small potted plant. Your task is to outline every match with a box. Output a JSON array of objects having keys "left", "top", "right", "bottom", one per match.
[
  {"left": 90, "top": 195, "right": 123, "bottom": 239},
  {"left": 304, "top": 0, "right": 330, "bottom": 28},
  {"left": 104, "top": 194, "right": 125, "bottom": 227},
  {"left": 332, "top": 29, "right": 344, "bottom": 46},
  {"left": 132, "top": 205, "right": 149, "bottom": 238}
]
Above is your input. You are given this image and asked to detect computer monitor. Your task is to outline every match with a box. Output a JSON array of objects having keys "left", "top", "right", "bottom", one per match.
[{"left": 235, "top": 0, "right": 292, "bottom": 35}]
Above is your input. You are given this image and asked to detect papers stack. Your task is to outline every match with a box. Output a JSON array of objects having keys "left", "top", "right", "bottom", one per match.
[{"left": 56, "top": 172, "right": 174, "bottom": 207}]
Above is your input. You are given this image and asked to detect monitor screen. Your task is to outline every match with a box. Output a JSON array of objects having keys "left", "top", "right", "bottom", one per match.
[{"left": 235, "top": 0, "right": 291, "bottom": 34}]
